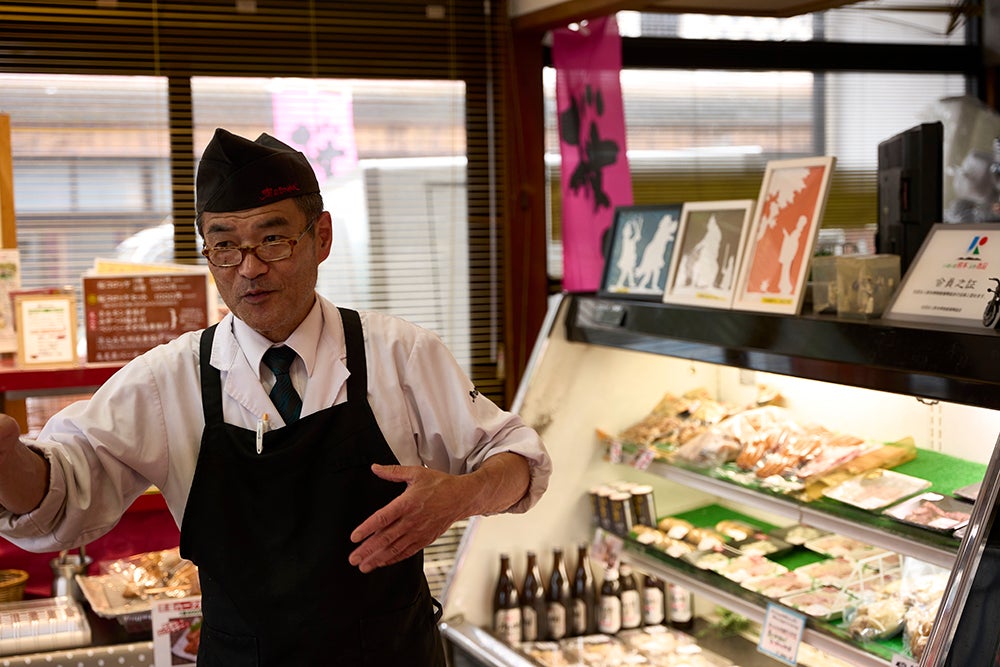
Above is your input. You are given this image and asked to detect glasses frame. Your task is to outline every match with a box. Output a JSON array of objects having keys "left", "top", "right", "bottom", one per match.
[{"left": 202, "top": 219, "right": 317, "bottom": 268}]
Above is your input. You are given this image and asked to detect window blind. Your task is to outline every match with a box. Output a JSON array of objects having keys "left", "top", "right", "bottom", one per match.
[{"left": 0, "top": 0, "right": 510, "bottom": 403}]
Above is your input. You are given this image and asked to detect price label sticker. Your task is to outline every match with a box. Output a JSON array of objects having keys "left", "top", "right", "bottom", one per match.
[
  {"left": 609, "top": 439, "right": 623, "bottom": 464},
  {"left": 891, "top": 653, "right": 919, "bottom": 667},
  {"left": 757, "top": 603, "right": 805, "bottom": 667},
  {"left": 633, "top": 448, "right": 655, "bottom": 470}
]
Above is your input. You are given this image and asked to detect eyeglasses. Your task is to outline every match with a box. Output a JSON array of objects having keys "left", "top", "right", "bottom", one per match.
[{"left": 202, "top": 220, "right": 316, "bottom": 268}]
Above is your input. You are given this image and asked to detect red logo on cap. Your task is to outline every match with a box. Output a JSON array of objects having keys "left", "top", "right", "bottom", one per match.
[{"left": 260, "top": 183, "right": 302, "bottom": 201}]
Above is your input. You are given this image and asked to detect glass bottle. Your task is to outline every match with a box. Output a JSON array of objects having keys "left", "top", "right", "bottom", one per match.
[
  {"left": 570, "top": 542, "right": 596, "bottom": 636},
  {"left": 545, "top": 548, "right": 570, "bottom": 640},
  {"left": 641, "top": 572, "right": 666, "bottom": 626},
  {"left": 520, "top": 551, "right": 547, "bottom": 642},
  {"left": 597, "top": 563, "right": 622, "bottom": 635},
  {"left": 619, "top": 563, "right": 641, "bottom": 630},
  {"left": 493, "top": 553, "right": 522, "bottom": 645},
  {"left": 668, "top": 583, "right": 694, "bottom": 631}
]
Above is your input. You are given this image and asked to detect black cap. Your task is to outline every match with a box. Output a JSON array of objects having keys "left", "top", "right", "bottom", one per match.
[{"left": 196, "top": 128, "right": 320, "bottom": 214}]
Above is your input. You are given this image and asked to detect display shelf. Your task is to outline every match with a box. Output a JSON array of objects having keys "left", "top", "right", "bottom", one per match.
[
  {"left": 566, "top": 295, "right": 1000, "bottom": 410},
  {"left": 644, "top": 461, "right": 959, "bottom": 569},
  {"left": 440, "top": 619, "right": 537, "bottom": 667},
  {"left": 622, "top": 545, "right": 892, "bottom": 667},
  {"left": 0, "top": 359, "right": 122, "bottom": 399}
]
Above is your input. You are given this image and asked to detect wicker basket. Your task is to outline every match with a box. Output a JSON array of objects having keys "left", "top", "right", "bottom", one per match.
[{"left": 0, "top": 569, "right": 29, "bottom": 602}]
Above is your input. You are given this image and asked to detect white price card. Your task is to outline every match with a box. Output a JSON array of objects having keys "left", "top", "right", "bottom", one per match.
[
  {"left": 633, "top": 447, "right": 655, "bottom": 470},
  {"left": 152, "top": 595, "right": 202, "bottom": 667},
  {"left": 891, "top": 653, "right": 919, "bottom": 667},
  {"left": 757, "top": 603, "right": 806, "bottom": 666}
]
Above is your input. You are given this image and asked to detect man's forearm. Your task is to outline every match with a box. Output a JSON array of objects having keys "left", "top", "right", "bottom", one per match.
[
  {"left": 463, "top": 451, "right": 531, "bottom": 517},
  {"left": 0, "top": 437, "right": 50, "bottom": 515}
]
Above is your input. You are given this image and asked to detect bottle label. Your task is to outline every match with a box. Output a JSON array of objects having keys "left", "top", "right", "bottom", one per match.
[
  {"left": 571, "top": 598, "right": 588, "bottom": 635},
  {"left": 494, "top": 608, "right": 522, "bottom": 645},
  {"left": 621, "top": 590, "right": 641, "bottom": 629},
  {"left": 598, "top": 596, "right": 622, "bottom": 634},
  {"left": 669, "top": 585, "right": 693, "bottom": 623},
  {"left": 547, "top": 603, "right": 567, "bottom": 640},
  {"left": 521, "top": 606, "right": 538, "bottom": 642},
  {"left": 642, "top": 587, "right": 665, "bottom": 625}
]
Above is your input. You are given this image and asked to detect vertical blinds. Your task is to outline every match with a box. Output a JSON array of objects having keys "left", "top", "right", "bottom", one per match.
[{"left": 0, "top": 0, "right": 510, "bottom": 403}]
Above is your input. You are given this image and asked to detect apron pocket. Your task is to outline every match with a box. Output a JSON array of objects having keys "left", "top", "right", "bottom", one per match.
[
  {"left": 359, "top": 595, "right": 444, "bottom": 666},
  {"left": 198, "top": 623, "right": 259, "bottom": 667}
]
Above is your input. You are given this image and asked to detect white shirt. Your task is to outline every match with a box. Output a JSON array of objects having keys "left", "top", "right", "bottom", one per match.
[{"left": 0, "top": 296, "right": 551, "bottom": 552}]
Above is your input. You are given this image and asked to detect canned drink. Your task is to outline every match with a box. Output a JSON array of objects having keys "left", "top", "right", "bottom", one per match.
[
  {"left": 608, "top": 491, "right": 635, "bottom": 536},
  {"left": 629, "top": 484, "right": 657, "bottom": 528},
  {"left": 594, "top": 486, "right": 614, "bottom": 531}
]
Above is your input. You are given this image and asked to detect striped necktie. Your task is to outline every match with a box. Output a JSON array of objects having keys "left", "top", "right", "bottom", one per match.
[{"left": 263, "top": 346, "right": 302, "bottom": 424}]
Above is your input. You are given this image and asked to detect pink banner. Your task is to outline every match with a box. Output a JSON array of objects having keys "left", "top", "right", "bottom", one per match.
[
  {"left": 553, "top": 16, "right": 633, "bottom": 292},
  {"left": 271, "top": 88, "right": 358, "bottom": 184}
]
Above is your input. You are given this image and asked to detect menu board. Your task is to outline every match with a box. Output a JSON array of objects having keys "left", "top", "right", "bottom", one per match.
[{"left": 83, "top": 272, "right": 210, "bottom": 363}]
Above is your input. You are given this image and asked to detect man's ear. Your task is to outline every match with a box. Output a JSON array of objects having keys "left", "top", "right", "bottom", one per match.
[{"left": 316, "top": 211, "right": 334, "bottom": 261}]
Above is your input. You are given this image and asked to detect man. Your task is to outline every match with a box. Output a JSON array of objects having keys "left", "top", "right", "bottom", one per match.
[{"left": 0, "top": 128, "right": 551, "bottom": 665}]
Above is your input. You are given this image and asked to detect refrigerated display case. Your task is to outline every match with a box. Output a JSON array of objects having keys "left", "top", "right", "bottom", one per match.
[{"left": 440, "top": 293, "right": 1000, "bottom": 666}]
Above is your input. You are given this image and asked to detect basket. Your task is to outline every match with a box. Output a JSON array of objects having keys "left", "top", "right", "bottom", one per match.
[{"left": 0, "top": 569, "right": 29, "bottom": 602}]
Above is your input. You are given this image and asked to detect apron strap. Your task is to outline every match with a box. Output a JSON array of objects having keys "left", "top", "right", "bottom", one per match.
[
  {"left": 337, "top": 308, "right": 367, "bottom": 400},
  {"left": 199, "top": 324, "right": 223, "bottom": 427}
]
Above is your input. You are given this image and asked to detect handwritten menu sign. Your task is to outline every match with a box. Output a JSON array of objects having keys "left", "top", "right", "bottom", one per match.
[
  {"left": 758, "top": 603, "right": 805, "bottom": 666},
  {"left": 83, "top": 273, "right": 210, "bottom": 363}
]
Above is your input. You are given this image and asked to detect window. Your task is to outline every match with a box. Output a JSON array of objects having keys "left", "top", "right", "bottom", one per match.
[{"left": 545, "top": 2, "right": 974, "bottom": 279}]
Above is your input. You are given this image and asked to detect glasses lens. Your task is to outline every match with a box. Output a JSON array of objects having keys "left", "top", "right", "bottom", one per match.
[
  {"left": 256, "top": 241, "right": 293, "bottom": 262},
  {"left": 210, "top": 249, "right": 243, "bottom": 267}
]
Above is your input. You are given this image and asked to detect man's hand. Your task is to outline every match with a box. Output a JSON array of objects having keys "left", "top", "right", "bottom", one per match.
[
  {"left": 348, "top": 453, "right": 530, "bottom": 573},
  {"left": 0, "top": 414, "right": 49, "bottom": 514},
  {"left": 348, "top": 464, "right": 470, "bottom": 573}
]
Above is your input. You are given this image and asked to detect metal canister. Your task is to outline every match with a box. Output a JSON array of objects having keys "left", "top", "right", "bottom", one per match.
[
  {"left": 608, "top": 490, "right": 636, "bottom": 536},
  {"left": 629, "top": 484, "right": 657, "bottom": 528},
  {"left": 593, "top": 485, "right": 614, "bottom": 531}
]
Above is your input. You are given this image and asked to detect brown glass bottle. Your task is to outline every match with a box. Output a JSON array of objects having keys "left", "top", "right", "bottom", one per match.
[
  {"left": 619, "top": 563, "right": 641, "bottom": 630},
  {"left": 520, "top": 551, "right": 547, "bottom": 642},
  {"left": 597, "top": 563, "right": 622, "bottom": 635},
  {"left": 570, "top": 543, "right": 596, "bottom": 636},
  {"left": 545, "top": 548, "right": 571, "bottom": 640},
  {"left": 641, "top": 573, "right": 666, "bottom": 626},
  {"left": 668, "top": 583, "right": 694, "bottom": 631},
  {"left": 493, "top": 553, "right": 522, "bottom": 645}
]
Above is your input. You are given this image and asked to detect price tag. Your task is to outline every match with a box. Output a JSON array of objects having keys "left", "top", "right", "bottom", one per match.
[
  {"left": 891, "top": 653, "right": 919, "bottom": 667},
  {"left": 757, "top": 603, "right": 805, "bottom": 667},
  {"left": 609, "top": 439, "right": 623, "bottom": 464},
  {"left": 633, "top": 448, "right": 655, "bottom": 470}
]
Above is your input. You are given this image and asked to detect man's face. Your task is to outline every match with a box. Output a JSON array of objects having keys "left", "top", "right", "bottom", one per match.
[{"left": 201, "top": 198, "right": 332, "bottom": 342}]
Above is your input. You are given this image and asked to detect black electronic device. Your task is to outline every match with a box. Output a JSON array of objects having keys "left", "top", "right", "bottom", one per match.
[{"left": 876, "top": 121, "right": 944, "bottom": 276}]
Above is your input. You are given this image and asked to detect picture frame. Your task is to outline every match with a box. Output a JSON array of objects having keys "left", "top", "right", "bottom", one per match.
[
  {"left": 599, "top": 203, "right": 683, "bottom": 300},
  {"left": 733, "top": 156, "right": 836, "bottom": 314},
  {"left": 662, "top": 199, "right": 755, "bottom": 309},
  {"left": 14, "top": 293, "right": 78, "bottom": 368}
]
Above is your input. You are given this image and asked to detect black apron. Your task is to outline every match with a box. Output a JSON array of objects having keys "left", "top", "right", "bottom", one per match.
[{"left": 180, "top": 308, "right": 446, "bottom": 666}]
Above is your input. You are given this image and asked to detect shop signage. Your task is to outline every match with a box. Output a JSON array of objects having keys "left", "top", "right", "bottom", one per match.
[
  {"left": 151, "top": 595, "right": 202, "bottom": 667},
  {"left": 757, "top": 603, "right": 805, "bottom": 666},
  {"left": 83, "top": 272, "right": 211, "bottom": 363},
  {"left": 884, "top": 223, "right": 1000, "bottom": 327}
]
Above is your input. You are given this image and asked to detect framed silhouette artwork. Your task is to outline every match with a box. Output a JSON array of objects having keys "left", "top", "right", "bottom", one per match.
[
  {"left": 599, "top": 204, "right": 684, "bottom": 301},
  {"left": 733, "top": 156, "right": 836, "bottom": 314}
]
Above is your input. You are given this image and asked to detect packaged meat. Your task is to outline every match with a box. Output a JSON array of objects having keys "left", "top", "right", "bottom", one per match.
[
  {"left": 780, "top": 585, "right": 853, "bottom": 620},
  {"left": 883, "top": 492, "right": 973, "bottom": 533},
  {"left": 822, "top": 469, "right": 931, "bottom": 511}
]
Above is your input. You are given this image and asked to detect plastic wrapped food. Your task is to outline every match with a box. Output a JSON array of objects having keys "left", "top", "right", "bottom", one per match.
[{"left": 847, "top": 596, "right": 907, "bottom": 641}]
